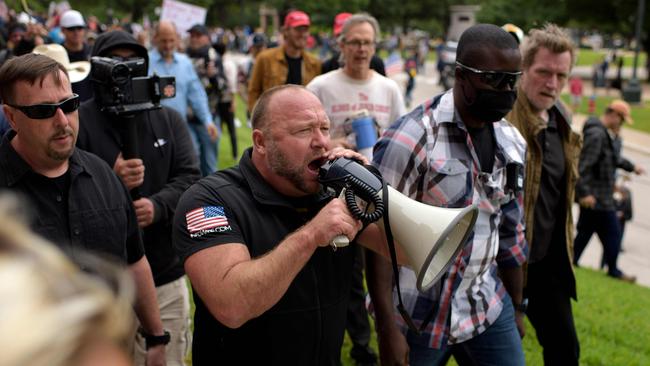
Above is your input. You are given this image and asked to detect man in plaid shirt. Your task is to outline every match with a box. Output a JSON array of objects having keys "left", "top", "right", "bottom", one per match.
[{"left": 367, "top": 24, "right": 528, "bottom": 365}]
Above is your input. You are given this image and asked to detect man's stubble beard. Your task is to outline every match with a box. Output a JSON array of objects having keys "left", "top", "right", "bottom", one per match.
[
  {"left": 267, "top": 139, "right": 317, "bottom": 194},
  {"left": 47, "top": 127, "right": 76, "bottom": 161}
]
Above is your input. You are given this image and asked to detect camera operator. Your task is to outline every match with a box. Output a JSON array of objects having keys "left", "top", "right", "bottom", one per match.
[{"left": 76, "top": 30, "right": 201, "bottom": 366}]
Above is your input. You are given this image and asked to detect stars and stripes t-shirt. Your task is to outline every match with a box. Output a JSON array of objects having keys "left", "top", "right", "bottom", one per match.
[{"left": 186, "top": 206, "right": 229, "bottom": 233}]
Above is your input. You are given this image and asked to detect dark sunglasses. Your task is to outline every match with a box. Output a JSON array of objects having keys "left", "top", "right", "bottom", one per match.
[
  {"left": 456, "top": 61, "right": 522, "bottom": 90},
  {"left": 7, "top": 94, "right": 80, "bottom": 119},
  {"left": 64, "top": 26, "right": 85, "bottom": 31}
]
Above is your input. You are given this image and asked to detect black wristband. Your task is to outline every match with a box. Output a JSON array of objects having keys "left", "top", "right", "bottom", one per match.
[
  {"left": 514, "top": 298, "right": 528, "bottom": 313},
  {"left": 139, "top": 328, "right": 170, "bottom": 349}
]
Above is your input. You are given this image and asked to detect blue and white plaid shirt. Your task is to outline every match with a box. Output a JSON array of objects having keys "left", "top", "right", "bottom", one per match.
[{"left": 372, "top": 90, "right": 528, "bottom": 348}]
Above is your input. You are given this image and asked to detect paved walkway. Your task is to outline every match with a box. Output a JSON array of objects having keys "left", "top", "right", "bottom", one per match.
[
  {"left": 571, "top": 67, "right": 650, "bottom": 103},
  {"left": 571, "top": 65, "right": 647, "bottom": 84}
]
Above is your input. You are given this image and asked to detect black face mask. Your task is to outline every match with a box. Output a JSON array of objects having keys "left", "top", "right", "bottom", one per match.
[{"left": 465, "top": 86, "right": 518, "bottom": 122}]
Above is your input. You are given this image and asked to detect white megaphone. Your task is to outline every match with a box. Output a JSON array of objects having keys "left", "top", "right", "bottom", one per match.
[
  {"left": 319, "top": 158, "right": 478, "bottom": 292},
  {"left": 381, "top": 185, "right": 476, "bottom": 291}
]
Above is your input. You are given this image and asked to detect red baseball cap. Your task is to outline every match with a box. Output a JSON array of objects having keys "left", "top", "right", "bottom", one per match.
[
  {"left": 284, "top": 10, "right": 310, "bottom": 28},
  {"left": 333, "top": 12, "right": 352, "bottom": 37}
]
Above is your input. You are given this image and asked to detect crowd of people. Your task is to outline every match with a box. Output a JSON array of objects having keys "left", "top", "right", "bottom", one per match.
[{"left": 0, "top": 5, "right": 647, "bottom": 366}]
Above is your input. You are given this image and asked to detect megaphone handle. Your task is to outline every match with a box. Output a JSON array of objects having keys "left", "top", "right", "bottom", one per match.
[
  {"left": 330, "top": 235, "right": 350, "bottom": 251},
  {"left": 330, "top": 189, "right": 350, "bottom": 251}
]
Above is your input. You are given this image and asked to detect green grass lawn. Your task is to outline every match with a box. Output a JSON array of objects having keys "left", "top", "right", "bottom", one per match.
[
  {"left": 217, "top": 96, "right": 253, "bottom": 170},
  {"left": 572, "top": 269, "right": 650, "bottom": 365},
  {"left": 560, "top": 94, "right": 650, "bottom": 134},
  {"left": 376, "top": 48, "right": 437, "bottom": 62},
  {"left": 340, "top": 267, "right": 650, "bottom": 366},
  {"left": 575, "top": 49, "right": 647, "bottom": 68}
]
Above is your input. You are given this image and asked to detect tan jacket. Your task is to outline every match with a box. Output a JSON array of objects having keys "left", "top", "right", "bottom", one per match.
[
  {"left": 247, "top": 46, "right": 321, "bottom": 112},
  {"left": 507, "top": 91, "right": 582, "bottom": 298}
]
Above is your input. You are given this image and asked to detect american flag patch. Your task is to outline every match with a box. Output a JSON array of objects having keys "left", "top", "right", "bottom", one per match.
[{"left": 186, "top": 206, "right": 229, "bottom": 233}]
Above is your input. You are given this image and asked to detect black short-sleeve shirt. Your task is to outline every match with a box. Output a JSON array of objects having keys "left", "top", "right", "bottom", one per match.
[
  {"left": 285, "top": 53, "right": 303, "bottom": 85},
  {"left": 0, "top": 131, "right": 144, "bottom": 265},
  {"left": 173, "top": 148, "right": 355, "bottom": 365},
  {"left": 529, "top": 110, "right": 566, "bottom": 263}
]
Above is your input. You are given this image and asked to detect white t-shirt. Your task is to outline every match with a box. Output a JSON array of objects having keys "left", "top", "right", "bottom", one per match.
[
  {"left": 307, "top": 69, "right": 407, "bottom": 139},
  {"left": 221, "top": 54, "right": 239, "bottom": 102}
]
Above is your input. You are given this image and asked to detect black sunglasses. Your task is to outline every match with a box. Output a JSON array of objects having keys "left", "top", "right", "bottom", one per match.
[
  {"left": 64, "top": 26, "right": 85, "bottom": 31},
  {"left": 456, "top": 61, "right": 522, "bottom": 90},
  {"left": 7, "top": 94, "right": 80, "bottom": 119}
]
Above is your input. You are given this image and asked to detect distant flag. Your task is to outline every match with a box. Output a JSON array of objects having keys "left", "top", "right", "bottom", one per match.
[
  {"left": 186, "top": 206, "right": 229, "bottom": 233},
  {"left": 384, "top": 51, "right": 404, "bottom": 77},
  {"left": 143, "top": 14, "right": 150, "bottom": 30}
]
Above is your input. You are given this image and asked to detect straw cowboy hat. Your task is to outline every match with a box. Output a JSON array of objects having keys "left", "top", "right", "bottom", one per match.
[{"left": 32, "top": 44, "right": 91, "bottom": 83}]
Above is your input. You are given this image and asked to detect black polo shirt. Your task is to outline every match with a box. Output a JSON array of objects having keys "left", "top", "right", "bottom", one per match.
[
  {"left": 0, "top": 131, "right": 144, "bottom": 266},
  {"left": 173, "top": 148, "right": 355, "bottom": 366}
]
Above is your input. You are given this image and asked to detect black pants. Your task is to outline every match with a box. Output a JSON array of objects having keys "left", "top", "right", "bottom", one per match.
[
  {"left": 346, "top": 246, "right": 372, "bottom": 348},
  {"left": 526, "top": 258, "right": 580, "bottom": 366},
  {"left": 573, "top": 208, "right": 622, "bottom": 277},
  {"left": 218, "top": 101, "right": 237, "bottom": 159}
]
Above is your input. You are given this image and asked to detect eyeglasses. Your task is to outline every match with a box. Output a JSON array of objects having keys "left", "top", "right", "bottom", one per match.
[
  {"left": 344, "top": 39, "right": 376, "bottom": 49},
  {"left": 456, "top": 61, "right": 522, "bottom": 90},
  {"left": 7, "top": 94, "right": 80, "bottom": 119},
  {"left": 64, "top": 26, "right": 85, "bottom": 32}
]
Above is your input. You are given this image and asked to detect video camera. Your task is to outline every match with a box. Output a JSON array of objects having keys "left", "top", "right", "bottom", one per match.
[{"left": 90, "top": 56, "right": 176, "bottom": 115}]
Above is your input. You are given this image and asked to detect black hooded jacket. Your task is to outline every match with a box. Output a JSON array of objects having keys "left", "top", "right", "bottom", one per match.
[
  {"left": 91, "top": 29, "right": 150, "bottom": 63},
  {"left": 576, "top": 117, "right": 617, "bottom": 210},
  {"left": 78, "top": 31, "right": 201, "bottom": 286}
]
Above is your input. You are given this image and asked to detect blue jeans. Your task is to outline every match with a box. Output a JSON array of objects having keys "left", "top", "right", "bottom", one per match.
[
  {"left": 408, "top": 297, "right": 524, "bottom": 366},
  {"left": 188, "top": 120, "right": 219, "bottom": 177}
]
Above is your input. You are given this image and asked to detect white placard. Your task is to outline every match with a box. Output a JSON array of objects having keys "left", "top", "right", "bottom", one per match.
[
  {"left": 0, "top": 1, "right": 9, "bottom": 22},
  {"left": 160, "top": 0, "right": 207, "bottom": 35}
]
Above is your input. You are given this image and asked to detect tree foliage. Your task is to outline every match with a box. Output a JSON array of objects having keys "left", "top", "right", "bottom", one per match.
[
  {"left": 565, "top": 0, "right": 640, "bottom": 36},
  {"left": 476, "top": 0, "right": 570, "bottom": 32},
  {"left": 13, "top": 0, "right": 650, "bottom": 45}
]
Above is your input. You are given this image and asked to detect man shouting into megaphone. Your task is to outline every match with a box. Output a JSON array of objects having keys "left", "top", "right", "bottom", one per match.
[{"left": 173, "top": 84, "right": 418, "bottom": 366}]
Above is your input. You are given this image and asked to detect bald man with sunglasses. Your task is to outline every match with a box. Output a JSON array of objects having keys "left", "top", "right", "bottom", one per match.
[{"left": 0, "top": 54, "right": 168, "bottom": 366}]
